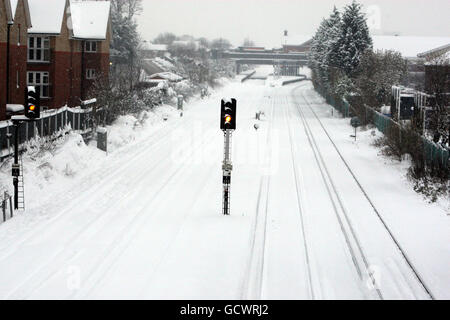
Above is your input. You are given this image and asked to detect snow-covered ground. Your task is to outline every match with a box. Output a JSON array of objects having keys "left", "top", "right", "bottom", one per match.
[{"left": 0, "top": 68, "right": 448, "bottom": 299}]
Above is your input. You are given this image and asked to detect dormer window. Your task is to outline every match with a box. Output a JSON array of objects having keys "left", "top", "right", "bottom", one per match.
[{"left": 85, "top": 41, "right": 97, "bottom": 52}]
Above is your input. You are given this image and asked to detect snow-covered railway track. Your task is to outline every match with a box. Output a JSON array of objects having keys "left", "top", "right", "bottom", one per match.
[
  {"left": 296, "top": 89, "right": 435, "bottom": 300},
  {"left": 240, "top": 92, "right": 274, "bottom": 299},
  {"left": 2, "top": 117, "right": 219, "bottom": 299},
  {"left": 290, "top": 92, "right": 383, "bottom": 299},
  {"left": 0, "top": 116, "right": 185, "bottom": 257},
  {"left": 283, "top": 96, "right": 316, "bottom": 299}
]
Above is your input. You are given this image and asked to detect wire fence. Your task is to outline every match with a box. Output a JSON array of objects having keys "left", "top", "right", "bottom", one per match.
[
  {"left": 314, "top": 85, "right": 449, "bottom": 172},
  {"left": 0, "top": 106, "right": 105, "bottom": 161}
]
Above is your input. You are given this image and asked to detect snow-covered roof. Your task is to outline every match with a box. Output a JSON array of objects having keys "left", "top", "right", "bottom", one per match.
[
  {"left": 141, "top": 41, "right": 168, "bottom": 52},
  {"left": 148, "top": 72, "right": 183, "bottom": 82},
  {"left": 284, "top": 35, "right": 312, "bottom": 46},
  {"left": 70, "top": 0, "right": 110, "bottom": 40},
  {"left": 372, "top": 35, "right": 450, "bottom": 59},
  {"left": 28, "top": 0, "right": 66, "bottom": 34},
  {"left": 6, "top": 104, "right": 24, "bottom": 112}
]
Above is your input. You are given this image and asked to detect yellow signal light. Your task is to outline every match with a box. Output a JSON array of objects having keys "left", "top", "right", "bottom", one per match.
[
  {"left": 30, "top": 105, "right": 35, "bottom": 111},
  {"left": 225, "top": 115, "right": 231, "bottom": 123}
]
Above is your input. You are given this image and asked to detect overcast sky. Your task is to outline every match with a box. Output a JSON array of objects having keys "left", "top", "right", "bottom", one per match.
[{"left": 137, "top": 0, "right": 450, "bottom": 48}]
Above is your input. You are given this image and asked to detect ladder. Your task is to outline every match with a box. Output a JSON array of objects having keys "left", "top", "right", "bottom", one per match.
[{"left": 17, "top": 154, "right": 25, "bottom": 210}]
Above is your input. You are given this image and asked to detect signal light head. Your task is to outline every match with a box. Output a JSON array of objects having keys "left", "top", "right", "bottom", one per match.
[{"left": 220, "top": 98, "right": 237, "bottom": 130}]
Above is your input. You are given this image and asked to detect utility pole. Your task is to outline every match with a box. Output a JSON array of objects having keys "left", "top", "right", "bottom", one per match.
[
  {"left": 222, "top": 129, "right": 232, "bottom": 215},
  {"left": 11, "top": 122, "right": 20, "bottom": 209}
]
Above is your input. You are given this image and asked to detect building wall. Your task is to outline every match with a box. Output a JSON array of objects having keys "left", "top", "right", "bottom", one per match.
[
  {"left": 0, "top": 1, "right": 8, "bottom": 120},
  {"left": 425, "top": 65, "right": 450, "bottom": 94},
  {"left": 3, "top": 0, "right": 111, "bottom": 118},
  {"left": 8, "top": 0, "right": 28, "bottom": 108},
  {"left": 0, "top": 0, "right": 29, "bottom": 120}
]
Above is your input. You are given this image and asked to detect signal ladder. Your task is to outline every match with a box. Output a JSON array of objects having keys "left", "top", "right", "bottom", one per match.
[{"left": 17, "top": 154, "right": 25, "bottom": 210}]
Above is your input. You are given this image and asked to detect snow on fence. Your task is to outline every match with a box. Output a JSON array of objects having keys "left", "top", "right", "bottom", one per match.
[
  {"left": 0, "top": 106, "right": 105, "bottom": 160},
  {"left": 315, "top": 85, "right": 449, "bottom": 172}
]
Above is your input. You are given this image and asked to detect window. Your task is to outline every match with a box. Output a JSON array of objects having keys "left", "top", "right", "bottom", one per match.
[
  {"left": 85, "top": 41, "right": 97, "bottom": 52},
  {"left": 86, "top": 68, "right": 96, "bottom": 79},
  {"left": 28, "top": 36, "right": 50, "bottom": 62},
  {"left": 27, "top": 71, "right": 50, "bottom": 98}
]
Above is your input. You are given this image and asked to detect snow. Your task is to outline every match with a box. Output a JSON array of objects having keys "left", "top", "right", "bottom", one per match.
[
  {"left": 153, "top": 57, "right": 177, "bottom": 71},
  {"left": 69, "top": 0, "right": 110, "bottom": 40},
  {"left": 0, "top": 68, "right": 448, "bottom": 299},
  {"left": 6, "top": 104, "right": 24, "bottom": 112},
  {"left": 141, "top": 42, "right": 168, "bottom": 52},
  {"left": 372, "top": 35, "right": 450, "bottom": 59},
  {"left": 28, "top": 0, "right": 66, "bottom": 34},
  {"left": 149, "top": 72, "right": 183, "bottom": 82}
]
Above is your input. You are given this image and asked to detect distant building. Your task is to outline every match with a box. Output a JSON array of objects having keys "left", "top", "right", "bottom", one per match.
[
  {"left": 372, "top": 35, "right": 450, "bottom": 90},
  {"left": 281, "top": 35, "right": 312, "bottom": 53},
  {"left": 140, "top": 40, "right": 168, "bottom": 58}
]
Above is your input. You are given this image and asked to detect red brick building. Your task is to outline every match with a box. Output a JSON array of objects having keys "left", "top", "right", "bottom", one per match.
[
  {"left": 1, "top": 0, "right": 111, "bottom": 120},
  {"left": 0, "top": 0, "right": 32, "bottom": 120}
]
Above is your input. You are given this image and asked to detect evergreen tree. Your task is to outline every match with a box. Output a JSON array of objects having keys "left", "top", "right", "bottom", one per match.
[{"left": 334, "top": 1, "right": 372, "bottom": 75}]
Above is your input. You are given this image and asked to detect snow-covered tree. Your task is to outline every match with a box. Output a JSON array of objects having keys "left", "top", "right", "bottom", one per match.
[
  {"left": 153, "top": 32, "right": 177, "bottom": 45},
  {"left": 110, "top": 0, "right": 143, "bottom": 90},
  {"left": 354, "top": 49, "right": 407, "bottom": 108},
  {"left": 334, "top": 1, "right": 372, "bottom": 76}
]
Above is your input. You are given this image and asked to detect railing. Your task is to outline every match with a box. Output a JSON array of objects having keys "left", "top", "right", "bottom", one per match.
[
  {"left": 0, "top": 106, "right": 105, "bottom": 161},
  {"left": 314, "top": 84, "right": 449, "bottom": 172}
]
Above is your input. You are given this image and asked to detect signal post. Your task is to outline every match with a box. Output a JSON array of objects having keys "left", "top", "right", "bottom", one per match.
[
  {"left": 220, "top": 99, "right": 236, "bottom": 215},
  {"left": 10, "top": 86, "right": 40, "bottom": 210}
]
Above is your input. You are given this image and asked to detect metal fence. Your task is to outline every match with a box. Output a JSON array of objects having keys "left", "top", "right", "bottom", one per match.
[
  {"left": 314, "top": 85, "right": 450, "bottom": 172},
  {"left": 0, "top": 191, "right": 13, "bottom": 224},
  {"left": 0, "top": 106, "right": 104, "bottom": 160}
]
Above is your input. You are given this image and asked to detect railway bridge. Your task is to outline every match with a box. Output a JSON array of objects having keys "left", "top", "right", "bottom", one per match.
[{"left": 217, "top": 50, "right": 309, "bottom": 76}]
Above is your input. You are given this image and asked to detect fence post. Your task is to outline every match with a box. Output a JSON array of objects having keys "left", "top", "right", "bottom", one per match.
[
  {"left": 7, "top": 122, "right": 11, "bottom": 157},
  {"left": 9, "top": 194, "right": 12, "bottom": 218},
  {"left": 2, "top": 197, "right": 5, "bottom": 222}
]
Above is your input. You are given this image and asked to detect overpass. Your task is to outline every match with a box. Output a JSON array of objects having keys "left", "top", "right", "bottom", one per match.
[{"left": 219, "top": 50, "right": 309, "bottom": 75}]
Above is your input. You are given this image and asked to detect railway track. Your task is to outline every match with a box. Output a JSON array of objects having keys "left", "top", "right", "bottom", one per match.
[
  {"left": 295, "top": 88, "right": 435, "bottom": 300},
  {"left": 3, "top": 116, "right": 220, "bottom": 299},
  {"left": 240, "top": 91, "right": 275, "bottom": 299},
  {"left": 289, "top": 91, "right": 383, "bottom": 299},
  {"left": 283, "top": 95, "right": 315, "bottom": 299}
]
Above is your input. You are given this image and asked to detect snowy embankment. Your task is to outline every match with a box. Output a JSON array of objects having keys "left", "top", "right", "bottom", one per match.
[{"left": 0, "top": 77, "right": 231, "bottom": 225}]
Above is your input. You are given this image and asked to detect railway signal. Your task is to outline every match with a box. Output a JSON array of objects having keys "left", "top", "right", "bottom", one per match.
[
  {"left": 220, "top": 98, "right": 237, "bottom": 215},
  {"left": 9, "top": 86, "right": 41, "bottom": 211},
  {"left": 220, "top": 99, "right": 236, "bottom": 130},
  {"left": 25, "top": 86, "right": 40, "bottom": 119}
]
